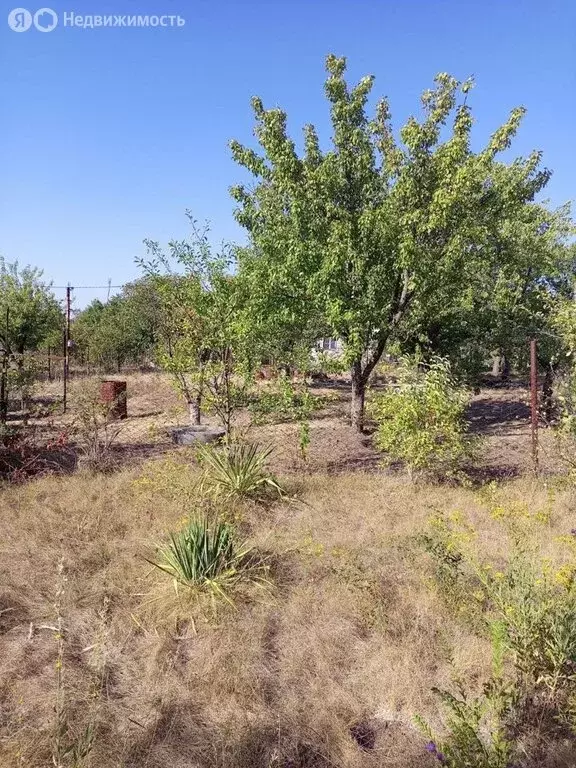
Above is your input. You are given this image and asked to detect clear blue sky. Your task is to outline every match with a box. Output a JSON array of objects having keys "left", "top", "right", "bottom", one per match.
[{"left": 1, "top": 0, "right": 575, "bottom": 306}]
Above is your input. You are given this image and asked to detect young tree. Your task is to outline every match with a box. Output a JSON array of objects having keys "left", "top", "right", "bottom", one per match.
[
  {"left": 230, "top": 55, "right": 557, "bottom": 430},
  {"left": 139, "top": 215, "right": 248, "bottom": 429},
  {"left": 0, "top": 258, "right": 62, "bottom": 419}
]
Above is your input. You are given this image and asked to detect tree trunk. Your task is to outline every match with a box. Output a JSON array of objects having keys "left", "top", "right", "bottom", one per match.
[
  {"left": 491, "top": 352, "right": 503, "bottom": 377},
  {"left": 491, "top": 350, "right": 510, "bottom": 381},
  {"left": 351, "top": 363, "right": 367, "bottom": 433},
  {"left": 188, "top": 396, "right": 201, "bottom": 425}
]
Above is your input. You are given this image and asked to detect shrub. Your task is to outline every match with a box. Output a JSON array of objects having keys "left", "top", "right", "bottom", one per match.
[
  {"left": 309, "top": 350, "right": 347, "bottom": 378},
  {"left": 249, "top": 374, "right": 321, "bottom": 425},
  {"left": 71, "top": 381, "right": 124, "bottom": 472},
  {"left": 418, "top": 510, "right": 576, "bottom": 764},
  {"left": 549, "top": 369, "right": 576, "bottom": 477},
  {"left": 196, "top": 441, "right": 284, "bottom": 501},
  {"left": 148, "top": 517, "right": 269, "bottom": 610},
  {"left": 370, "top": 358, "right": 474, "bottom": 479},
  {"left": 416, "top": 673, "right": 515, "bottom": 768}
]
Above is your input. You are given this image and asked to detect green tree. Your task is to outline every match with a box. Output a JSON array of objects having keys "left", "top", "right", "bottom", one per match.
[
  {"left": 234, "top": 246, "right": 328, "bottom": 374},
  {"left": 230, "top": 55, "right": 557, "bottom": 430},
  {"left": 400, "top": 203, "right": 574, "bottom": 381},
  {"left": 72, "top": 279, "right": 160, "bottom": 372},
  {"left": 0, "top": 258, "right": 62, "bottom": 419},
  {"left": 139, "top": 215, "right": 249, "bottom": 428},
  {"left": 0, "top": 257, "right": 62, "bottom": 358}
]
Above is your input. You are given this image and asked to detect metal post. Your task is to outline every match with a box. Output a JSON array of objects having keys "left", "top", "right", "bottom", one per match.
[
  {"left": 530, "top": 338, "right": 539, "bottom": 474},
  {"left": 63, "top": 285, "right": 72, "bottom": 413},
  {"left": 0, "top": 307, "right": 9, "bottom": 426}
]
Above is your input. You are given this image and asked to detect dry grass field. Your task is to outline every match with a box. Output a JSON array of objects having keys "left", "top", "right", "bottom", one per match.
[{"left": 0, "top": 373, "right": 573, "bottom": 767}]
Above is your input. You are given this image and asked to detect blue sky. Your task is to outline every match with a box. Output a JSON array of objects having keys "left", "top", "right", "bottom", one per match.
[{"left": 1, "top": 0, "right": 575, "bottom": 306}]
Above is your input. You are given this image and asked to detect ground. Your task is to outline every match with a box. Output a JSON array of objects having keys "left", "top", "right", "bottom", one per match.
[
  {"left": 16, "top": 370, "right": 559, "bottom": 477},
  {"left": 0, "top": 372, "right": 571, "bottom": 767}
]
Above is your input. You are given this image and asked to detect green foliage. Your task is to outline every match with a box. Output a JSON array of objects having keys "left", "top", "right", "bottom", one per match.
[
  {"left": 149, "top": 517, "right": 268, "bottom": 608},
  {"left": 230, "top": 55, "right": 559, "bottom": 429},
  {"left": 298, "top": 420, "right": 311, "bottom": 463},
  {"left": 418, "top": 511, "right": 485, "bottom": 630},
  {"left": 139, "top": 214, "right": 251, "bottom": 430},
  {"left": 549, "top": 288, "right": 576, "bottom": 473},
  {"left": 249, "top": 375, "right": 318, "bottom": 462},
  {"left": 0, "top": 258, "right": 63, "bottom": 412},
  {"left": 310, "top": 350, "right": 347, "bottom": 377},
  {"left": 370, "top": 358, "right": 474, "bottom": 478},
  {"left": 196, "top": 441, "right": 284, "bottom": 501},
  {"left": 72, "top": 278, "right": 161, "bottom": 371},
  {"left": 403, "top": 207, "right": 574, "bottom": 383},
  {"left": 418, "top": 510, "right": 576, "bottom": 764},
  {"left": 0, "top": 258, "right": 63, "bottom": 355},
  {"left": 416, "top": 676, "right": 515, "bottom": 768},
  {"left": 249, "top": 375, "right": 321, "bottom": 425}
]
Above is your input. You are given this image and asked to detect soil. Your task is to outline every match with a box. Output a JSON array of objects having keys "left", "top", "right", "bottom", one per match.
[{"left": 2, "top": 372, "right": 560, "bottom": 482}]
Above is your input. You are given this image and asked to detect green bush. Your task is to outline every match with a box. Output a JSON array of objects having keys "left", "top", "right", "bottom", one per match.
[
  {"left": 249, "top": 374, "right": 321, "bottom": 425},
  {"left": 370, "top": 358, "right": 474, "bottom": 479},
  {"left": 196, "top": 441, "right": 284, "bottom": 501},
  {"left": 549, "top": 369, "right": 576, "bottom": 476},
  {"left": 416, "top": 673, "right": 515, "bottom": 768},
  {"left": 418, "top": 511, "right": 576, "bottom": 765}
]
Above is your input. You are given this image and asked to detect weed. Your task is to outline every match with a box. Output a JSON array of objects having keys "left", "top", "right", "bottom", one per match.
[{"left": 418, "top": 509, "right": 576, "bottom": 764}]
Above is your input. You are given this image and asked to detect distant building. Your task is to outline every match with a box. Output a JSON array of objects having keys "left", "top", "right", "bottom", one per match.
[{"left": 314, "top": 337, "right": 344, "bottom": 358}]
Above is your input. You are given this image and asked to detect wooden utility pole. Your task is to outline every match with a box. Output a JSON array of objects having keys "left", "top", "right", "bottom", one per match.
[
  {"left": 530, "top": 338, "right": 539, "bottom": 474},
  {"left": 63, "top": 285, "right": 72, "bottom": 413}
]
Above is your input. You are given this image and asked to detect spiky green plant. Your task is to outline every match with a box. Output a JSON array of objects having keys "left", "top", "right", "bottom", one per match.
[
  {"left": 148, "top": 517, "right": 269, "bottom": 608},
  {"left": 197, "top": 441, "right": 284, "bottom": 500}
]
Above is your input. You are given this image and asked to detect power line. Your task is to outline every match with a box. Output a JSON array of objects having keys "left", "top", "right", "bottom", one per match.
[{"left": 51, "top": 284, "right": 124, "bottom": 290}]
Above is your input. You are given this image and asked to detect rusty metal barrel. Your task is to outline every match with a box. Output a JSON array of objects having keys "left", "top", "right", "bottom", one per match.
[{"left": 100, "top": 380, "right": 127, "bottom": 420}]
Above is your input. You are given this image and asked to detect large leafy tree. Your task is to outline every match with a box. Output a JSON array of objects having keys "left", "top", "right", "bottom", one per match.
[
  {"left": 400, "top": 201, "right": 575, "bottom": 380},
  {"left": 0, "top": 258, "right": 62, "bottom": 417},
  {"left": 230, "top": 55, "right": 558, "bottom": 430}
]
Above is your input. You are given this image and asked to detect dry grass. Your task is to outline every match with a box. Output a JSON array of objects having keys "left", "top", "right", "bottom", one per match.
[{"left": 1, "top": 450, "right": 575, "bottom": 767}]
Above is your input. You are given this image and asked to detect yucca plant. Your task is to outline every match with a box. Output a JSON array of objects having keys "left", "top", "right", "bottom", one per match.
[
  {"left": 148, "top": 517, "right": 269, "bottom": 609},
  {"left": 196, "top": 441, "right": 284, "bottom": 501}
]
